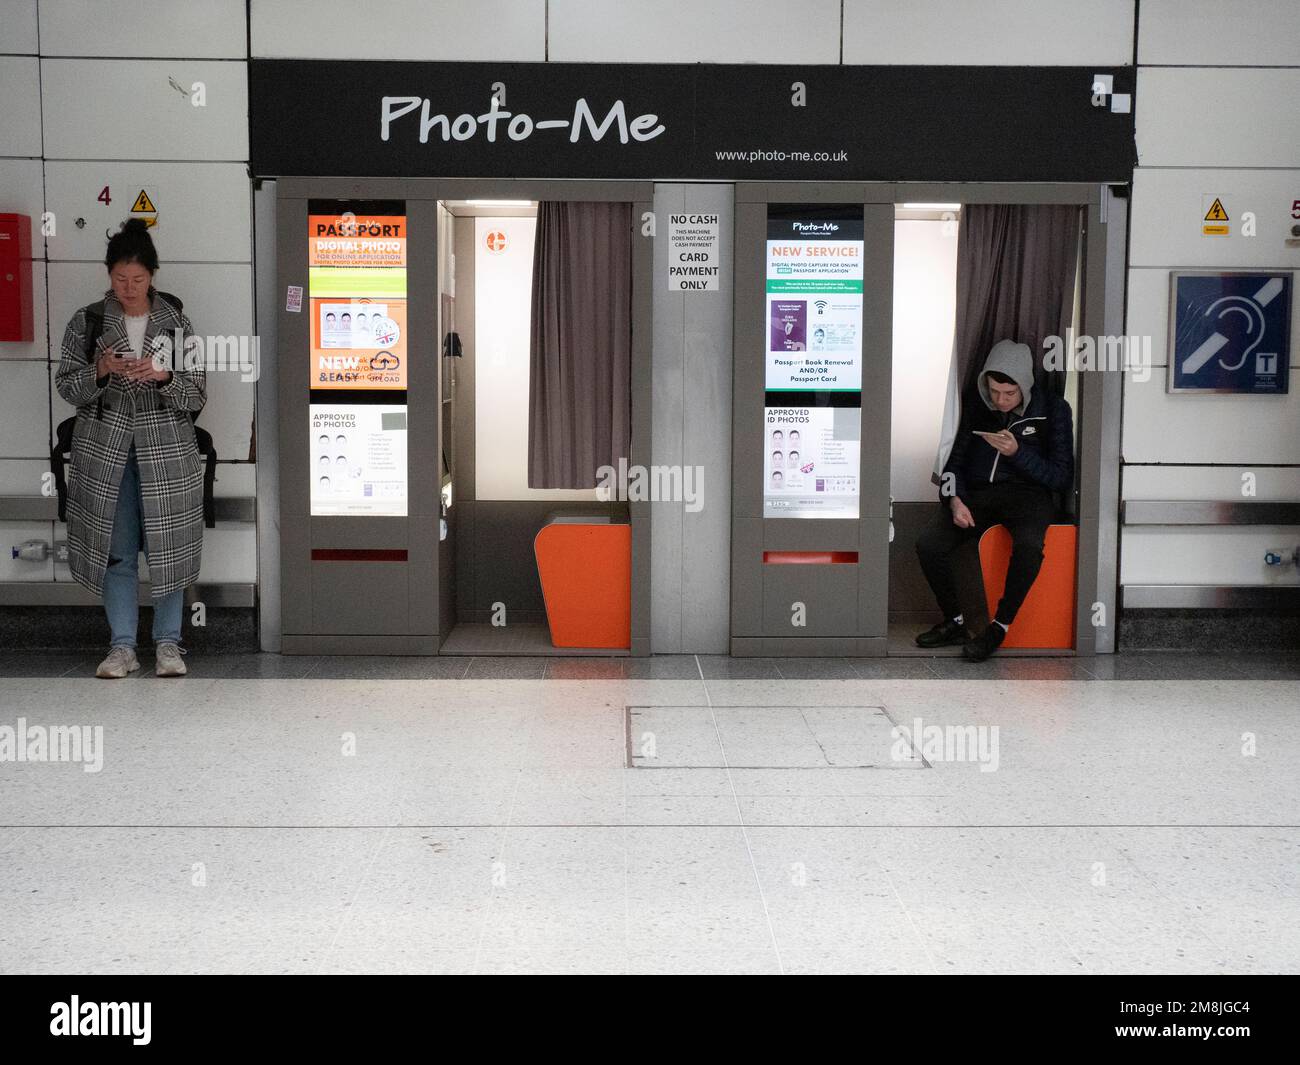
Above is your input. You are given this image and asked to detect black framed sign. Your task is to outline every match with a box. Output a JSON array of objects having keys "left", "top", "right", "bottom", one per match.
[
  {"left": 250, "top": 60, "right": 1137, "bottom": 183},
  {"left": 1168, "top": 271, "right": 1292, "bottom": 395}
]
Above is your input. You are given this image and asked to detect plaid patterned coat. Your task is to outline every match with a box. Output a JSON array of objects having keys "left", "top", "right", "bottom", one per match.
[{"left": 55, "top": 289, "right": 207, "bottom": 599}]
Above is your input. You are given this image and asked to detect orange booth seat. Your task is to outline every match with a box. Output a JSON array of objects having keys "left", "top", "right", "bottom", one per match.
[
  {"left": 534, "top": 516, "right": 631, "bottom": 649},
  {"left": 979, "top": 524, "right": 1077, "bottom": 650}
]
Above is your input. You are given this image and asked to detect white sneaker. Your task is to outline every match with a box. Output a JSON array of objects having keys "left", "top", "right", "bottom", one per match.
[
  {"left": 155, "top": 642, "right": 188, "bottom": 677},
  {"left": 96, "top": 645, "right": 140, "bottom": 679}
]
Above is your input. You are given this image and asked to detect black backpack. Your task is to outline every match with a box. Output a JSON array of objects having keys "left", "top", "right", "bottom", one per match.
[{"left": 51, "top": 294, "right": 218, "bottom": 528}]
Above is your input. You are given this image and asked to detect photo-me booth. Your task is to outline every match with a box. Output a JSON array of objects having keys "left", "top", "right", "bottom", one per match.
[{"left": 250, "top": 61, "right": 1135, "bottom": 657}]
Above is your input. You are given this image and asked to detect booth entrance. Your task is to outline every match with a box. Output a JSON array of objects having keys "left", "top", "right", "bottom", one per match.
[
  {"left": 731, "top": 181, "right": 1123, "bottom": 658},
  {"left": 276, "top": 178, "right": 653, "bottom": 657}
]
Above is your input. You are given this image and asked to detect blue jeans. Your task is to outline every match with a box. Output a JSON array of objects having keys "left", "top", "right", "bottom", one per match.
[{"left": 103, "top": 444, "right": 183, "bottom": 648}]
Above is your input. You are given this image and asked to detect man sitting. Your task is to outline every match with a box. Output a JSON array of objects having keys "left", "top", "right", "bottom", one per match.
[{"left": 915, "top": 339, "right": 1074, "bottom": 661}]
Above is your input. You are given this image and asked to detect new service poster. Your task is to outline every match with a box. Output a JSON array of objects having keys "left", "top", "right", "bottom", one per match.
[
  {"left": 765, "top": 219, "right": 864, "bottom": 391},
  {"left": 762, "top": 406, "right": 860, "bottom": 519}
]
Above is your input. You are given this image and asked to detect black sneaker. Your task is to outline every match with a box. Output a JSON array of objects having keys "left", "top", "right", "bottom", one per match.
[
  {"left": 915, "top": 619, "right": 968, "bottom": 648},
  {"left": 962, "top": 623, "right": 1007, "bottom": 662}
]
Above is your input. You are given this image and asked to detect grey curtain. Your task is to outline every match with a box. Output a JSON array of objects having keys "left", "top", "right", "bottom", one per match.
[
  {"left": 953, "top": 203, "right": 1082, "bottom": 398},
  {"left": 527, "top": 201, "right": 633, "bottom": 489}
]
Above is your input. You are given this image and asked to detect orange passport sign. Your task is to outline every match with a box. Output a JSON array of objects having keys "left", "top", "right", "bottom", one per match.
[
  {"left": 308, "top": 214, "right": 407, "bottom": 268},
  {"left": 310, "top": 298, "right": 407, "bottom": 389}
]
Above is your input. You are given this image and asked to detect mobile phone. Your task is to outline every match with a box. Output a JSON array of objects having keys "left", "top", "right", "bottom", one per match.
[{"left": 972, "top": 430, "right": 1001, "bottom": 438}]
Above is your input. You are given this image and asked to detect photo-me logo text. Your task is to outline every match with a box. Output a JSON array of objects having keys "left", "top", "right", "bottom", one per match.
[{"left": 381, "top": 94, "right": 665, "bottom": 146}]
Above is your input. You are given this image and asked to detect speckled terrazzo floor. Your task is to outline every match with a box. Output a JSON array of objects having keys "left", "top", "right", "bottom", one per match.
[{"left": 0, "top": 652, "right": 1297, "bottom": 974}]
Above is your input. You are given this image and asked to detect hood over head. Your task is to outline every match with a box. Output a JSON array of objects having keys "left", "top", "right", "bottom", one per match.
[{"left": 977, "top": 339, "right": 1034, "bottom": 415}]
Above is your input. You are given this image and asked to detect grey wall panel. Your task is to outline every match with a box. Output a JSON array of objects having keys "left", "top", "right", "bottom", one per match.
[
  {"left": 454, "top": 500, "right": 476, "bottom": 621},
  {"left": 762, "top": 521, "right": 861, "bottom": 551},
  {"left": 763, "top": 566, "right": 859, "bottom": 636},
  {"left": 453, "top": 219, "right": 477, "bottom": 501},
  {"left": 889, "top": 503, "right": 989, "bottom": 627},
  {"left": 630, "top": 197, "right": 654, "bottom": 656},
  {"left": 650, "top": 184, "right": 685, "bottom": 652},
  {"left": 730, "top": 521, "right": 763, "bottom": 639},
  {"left": 679, "top": 184, "right": 734, "bottom": 654},
  {"left": 276, "top": 196, "right": 310, "bottom": 635},
  {"left": 253, "top": 181, "right": 280, "bottom": 651},
  {"left": 651, "top": 182, "right": 734, "bottom": 654},
  {"left": 310, "top": 562, "right": 410, "bottom": 635},
  {"left": 1094, "top": 189, "right": 1127, "bottom": 655},
  {"left": 474, "top": 502, "right": 551, "bottom": 619}
]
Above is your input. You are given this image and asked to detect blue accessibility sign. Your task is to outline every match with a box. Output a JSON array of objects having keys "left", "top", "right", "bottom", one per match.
[{"left": 1169, "top": 271, "right": 1291, "bottom": 394}]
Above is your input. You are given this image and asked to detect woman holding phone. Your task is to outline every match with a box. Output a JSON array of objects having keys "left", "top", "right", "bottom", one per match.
[{"left": 55, "top": 219, "right": 206, "bottom": 678}]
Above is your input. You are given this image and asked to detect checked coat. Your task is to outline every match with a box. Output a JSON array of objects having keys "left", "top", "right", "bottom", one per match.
[{"left": 54, "top": 288, "right": 207, "bottom": 599}]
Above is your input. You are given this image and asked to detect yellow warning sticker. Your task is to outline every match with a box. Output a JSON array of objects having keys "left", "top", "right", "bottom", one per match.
[
  {"left": 130, "top": 189, "right": 157, "bottom": 214},
  {"left": 1204, "top": 198, "right": 1229, "bottom": 222}
]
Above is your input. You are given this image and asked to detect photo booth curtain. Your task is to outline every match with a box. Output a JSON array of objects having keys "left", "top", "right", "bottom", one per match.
[
  {"left": 527, "top": 201, "right": 633, "bottom": 489},
  {"left": 932, "top": 203, "right": 1083, "bottom": 481}
]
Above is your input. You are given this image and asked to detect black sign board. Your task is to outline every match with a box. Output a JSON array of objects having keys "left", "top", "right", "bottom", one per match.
[{"left": 250, "top": 60, "right": 1136, "bottom": 183}]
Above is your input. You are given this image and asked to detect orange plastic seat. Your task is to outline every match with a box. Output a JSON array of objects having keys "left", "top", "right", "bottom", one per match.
[
  {"left": 535, "top": 521, "right": 631, "bottom": 649},
  {"left": 979, "top": 524, "right": 1077, "bottom": 649}
]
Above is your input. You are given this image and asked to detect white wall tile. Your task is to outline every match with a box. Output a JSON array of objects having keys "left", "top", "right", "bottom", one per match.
[
  {"left": 201, "top": 370, "right": 256, "bottom": 463},
  {"left": 1125, "top": 266, "right": 1300, "bottom": 370},
  {"left": 844, "top": 0, "right": 1134, "bottom": 65},
  {"left": 41, "top": 59, "right": 248, "bottom": 162},
  {"left": 0, "top": 521, "right": 55, "bottom": 580},
  {"left": 0, "top": 0, "right": 39, "bottom": 54},
  {"left": 0, "top": 458, "right": 53, "bottom": 495},
  {"left": 38, "top": 0, "right": 247, "bottom": 58},
  {"left": 0, "top": 56, "right": 42, "bottom": 155},
  {"left": 196, "top": 523, "right": 257, "bottom": 582},
  {"left": 251, "top": 0, "right": 545, "bottom": 60},
  {"left": 0, "top": 360, "right": 50, "bottom": 456},
  {"left": 1136, "top": 68, "right": 1300, "bottom": 169},
  {"left": 49, "top": 358, "right": 255, "bottom": 466},
  {"left": 1122, "top": 465, "right": 1300, "bottom": 501},
  {"left": 1121, "top": 526, "right": 1300, "bottom": 585},
  {"left": 0, "top": 157, "right": 45, "bottom": 221},
  {"left": 44, "top": 162, "right": 251, "bottom": 262},
  {"left": 1129, "top": 168, "right": 1300, "bottom": 267},
  {"left": 551, "top": 0, "right": 839, "bottom": 63},
  {"left": 47, "top": 262, "right": 254, "bottom": 360},
  {"left": 1139, "top": 0, "right": 1300, "bottom": 66},
  {"left": 213, "top": 462, "right": 255, "bottom": 496},
  {"left": 46, "top": 262, "right": 256, "bottom": 474},
  {"left": 1123, "top": 376, "right": 1300, "bottom": 464}
]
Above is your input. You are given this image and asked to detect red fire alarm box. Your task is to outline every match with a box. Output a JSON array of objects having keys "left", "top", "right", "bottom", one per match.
[{"left": 0, "top": 214, "right": 34, "bottom": 343}]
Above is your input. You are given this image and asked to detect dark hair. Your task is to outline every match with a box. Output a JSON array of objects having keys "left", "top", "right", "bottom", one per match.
[
  {"left": 985, "top": 370, "right": 1018, "bottom": 386},
  {"left": 105, "top": 218, "right": 159, "bottom": 273}
]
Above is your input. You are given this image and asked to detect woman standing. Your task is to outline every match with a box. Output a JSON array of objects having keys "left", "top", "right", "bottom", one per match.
[{"left": 55, "top": 219, "right": 207, "bottom": 678}]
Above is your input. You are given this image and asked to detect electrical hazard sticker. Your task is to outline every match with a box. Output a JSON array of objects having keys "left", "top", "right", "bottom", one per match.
[
  {"left": 129, "top": 188, "right": 158, "bottom": 228},
  {"left": 1202, "top": 196, "right": 1229, "bottom": 236}
]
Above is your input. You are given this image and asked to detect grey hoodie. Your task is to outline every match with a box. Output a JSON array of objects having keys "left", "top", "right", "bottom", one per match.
[{"left": 976, "top": 339, "right": 1034, "bottom": 416}]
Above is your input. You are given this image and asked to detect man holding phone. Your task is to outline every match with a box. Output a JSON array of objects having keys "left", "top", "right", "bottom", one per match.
[{"left": 914, "top": 339, "right": 1074, "bottom": 661}]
